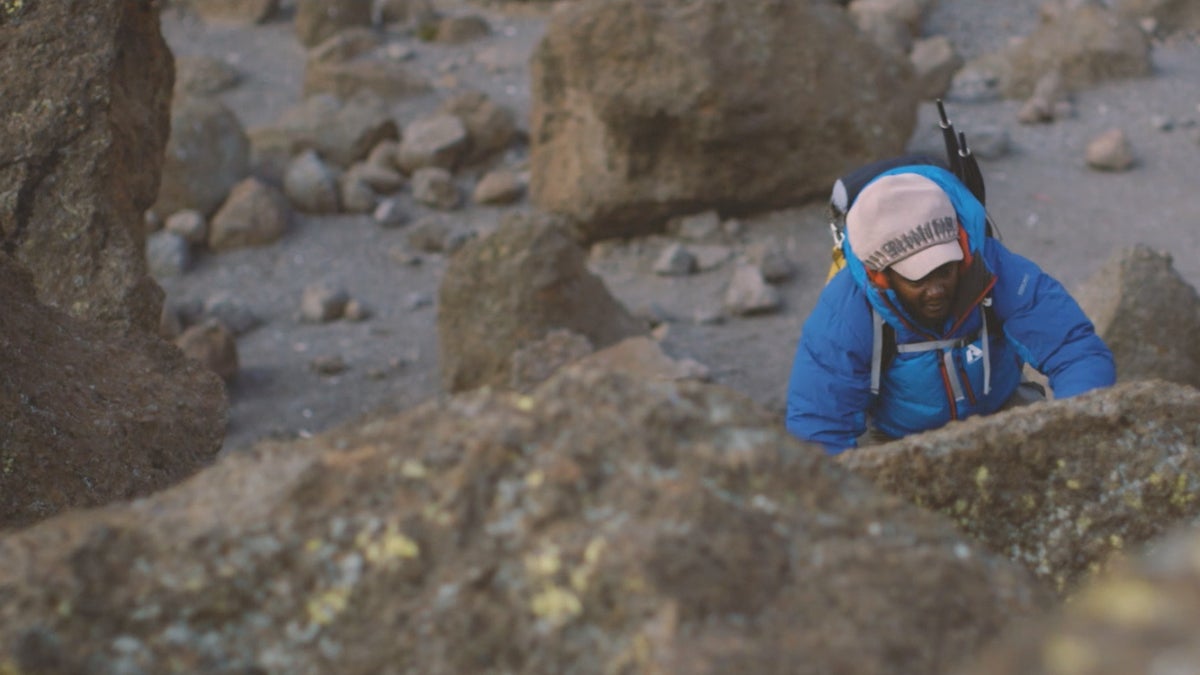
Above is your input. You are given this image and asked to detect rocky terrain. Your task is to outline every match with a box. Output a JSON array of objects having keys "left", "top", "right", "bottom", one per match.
[
  {"left": 4, "top": 0, "right": 1200, "bottom": 672},
  {"left": 148, "top": 0, "right": 1200, "bottom": 455}
]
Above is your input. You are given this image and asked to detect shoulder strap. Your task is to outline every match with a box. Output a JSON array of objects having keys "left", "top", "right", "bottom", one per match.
[{"left": 870, "top": 296, "right": 999, "bottom": 397}]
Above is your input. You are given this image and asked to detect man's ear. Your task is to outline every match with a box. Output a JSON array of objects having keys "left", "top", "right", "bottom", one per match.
[
  {"left": 956, "top": 223, "right": 973, "bottom": 268},
  {"left": 869, "top": 268, "right": 891, "bottom": 290}
]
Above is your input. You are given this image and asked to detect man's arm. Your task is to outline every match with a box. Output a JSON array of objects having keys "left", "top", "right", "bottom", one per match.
[
  {"left": 785, "top": 274, "right": 875, "bottom": 454},
  {"left": 987, "top": 243, "right": 1116, "bottom": 397}
]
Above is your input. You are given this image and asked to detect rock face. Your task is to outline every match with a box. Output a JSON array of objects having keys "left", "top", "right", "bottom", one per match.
[
  {"left": 0, "top": 0, "right": 174, "bottom": 332},
  {"left": 1075, "top": 245, "right": 1200, "bottom": 389},
  {"left": 840, "top": 380, "right": 1200, "bottom": 595},
  {"left": 0, "top": 369, "right": 1048, "bottom": 674},
  {"left": 529, "top": 0, "right": 918, "bottom": 242},
  {"left": 0, "top": 254, "right": 227, "bottom": 531},
  {"left": 437, "top": 211, "right": 647, "bottom": 392},
  {"left": 962, "top": 524, "right": 1200, "bottom": 675}
]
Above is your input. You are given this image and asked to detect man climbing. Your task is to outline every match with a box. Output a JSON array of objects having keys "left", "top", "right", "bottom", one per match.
[{"left": 785, "top": 163, "right": 1115, "bottom": 453}]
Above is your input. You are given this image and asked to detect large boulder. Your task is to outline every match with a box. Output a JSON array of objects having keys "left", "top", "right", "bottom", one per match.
[
  {"left": 249, "top": 92, "right": 399, "bottom": 172},
  {"left": 1074, "top": 245, "right": 1200, "bottom": 389},
  {"left": 962, "top": 3, "right": 1150, "bottom": 100},
  {"left": 529, "top": 0, "right": 918, "bottom": 242},
  {"left": 294, "top": 0, "right": 372, "bottom": 48},
  {"left": 0, "top": 254, "right": 227, "bottom": 531},
  {"left": 0, "top": 369, "right": 1048, "bottom": 674},
  {"left": 303, "top": 28, "right": 432, "bottom": 102},
  {"left": 1116, "top": 0, "right": 1200, "bottom": 35},
  {"left": 0, "top": 0, "right": 174, "bottom": 332},
  {"left": 153, "top": 96, "right": 252, "bottom": 218},
  {"left": 840, "top": 380, "right": 1200, "bottom": 596},
  {"left": 437, "top": 211, "right": 647, "bottom": 392}
]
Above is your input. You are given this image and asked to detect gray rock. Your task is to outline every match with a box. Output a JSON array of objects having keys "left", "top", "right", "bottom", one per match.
[
  {"left": 164, "top": 209, "right": 209, "bottom": 246},
  {"left": 155, "top": 96, "right": 251, "bottom": 218},
  {"left": 146, "top": 231, "right": 192, "bottom": 278},
  {"left": 373, "top": 198, "right": 410, "bottom": 229},
  {"left": 203, "top": 294, "right": 263, "bottom": 336},
  {"left": 723, "top": 264, "right": 782, "bottom": 315},
  {"left": 396, "top": 114, "right": 470, "bottom": 173},
  {"left": 411, "top": 167, "right": 460, "bottom": 210},
  {"left": 283, "top": 150, "right": 342, "bottom": 214},
  {"left": 653, "top": 243, "right": 698, "bottom": 276}
]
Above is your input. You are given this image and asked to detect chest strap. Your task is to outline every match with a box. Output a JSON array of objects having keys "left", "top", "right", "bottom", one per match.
[{"left": 869, "top": 300, "right": 992, "bottom": 398}]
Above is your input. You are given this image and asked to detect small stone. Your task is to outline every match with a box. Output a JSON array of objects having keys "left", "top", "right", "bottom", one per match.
[
  {"left": 300, "top": 284, "right": 350, "bottom": 323},
  {"left": 1085, "top": 128, "right": 1135, "bottom": 172},
  {"left": 373, "top": 198, "right": 410, "bottom": 229},
  {"left": 653, "top": 243, "right": 697, "bottom": 276},
  {"left": 164, "top": 209, "right": 208, "bottom": 245},
  {"left": 147, "top": 231, "right": 192, "bottom": 278},
  {"left": 310, "top": 355, "right": 349, "bottom": 376},
  {"left": 343, "top": 299, "right": 372, "bottom": 322}
]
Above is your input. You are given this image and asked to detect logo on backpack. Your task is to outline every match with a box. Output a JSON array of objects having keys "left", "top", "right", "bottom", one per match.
[{"left": 966, "top": 344, "right": 984, "bottom": 364}]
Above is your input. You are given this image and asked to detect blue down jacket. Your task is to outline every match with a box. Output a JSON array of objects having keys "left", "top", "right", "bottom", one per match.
[{"left": 786, "top": 164, "right": 1115, "bottom": 453}]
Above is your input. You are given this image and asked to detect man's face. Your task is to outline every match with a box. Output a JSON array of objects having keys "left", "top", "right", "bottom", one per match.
[{"left": 885, "top": 261, "right": 960, "bottom": 328}]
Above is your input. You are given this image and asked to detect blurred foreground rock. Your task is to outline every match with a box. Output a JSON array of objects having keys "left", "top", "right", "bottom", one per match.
[
  {"left": 962, "top": 524, "right": 1200, "bottom": 675},
  {"left": 841, "top": 380, "right": 1200, "bottom": 595},
  {"left": 0, "top": 254, "right": 227, "bottom": 531},
  {"left": 0, "top": 369, "right": 1047, "bottom": 674}
]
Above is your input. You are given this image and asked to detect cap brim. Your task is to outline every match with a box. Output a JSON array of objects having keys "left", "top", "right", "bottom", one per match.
[{"left": 890, "top": 241, "right": 964, "bottom": 281}]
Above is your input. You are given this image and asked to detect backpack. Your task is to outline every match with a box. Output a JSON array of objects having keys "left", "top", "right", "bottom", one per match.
[{"left": 824, "top": 100, "right": 1002, "bottom": 397}]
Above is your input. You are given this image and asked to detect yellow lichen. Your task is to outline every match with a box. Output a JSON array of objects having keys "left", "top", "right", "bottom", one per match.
[
  {"left": 1109, "top": 534, "right": 1123, "bottom": 549},
  {"left": 525, "top": 470, "right": 545, "bottom": 489},
  {"left": 359, "top": 524, "right": 420, "bottom": 567},
  {"left": 975, "top": 466, "right": 989, "bottom": 489},
  {"left": 515, "top": 396, "right": 535, "bottom": 412},
  {"left": 1075, "top": 516, "right": 1091, "bottom": 534},
  {"left": 1023, "top": 494, "right": 1037, "bottom": 510},
  {"left": 1042, "top": 635, "right": 1098, "bottom": 675},
  {"left": 1170, "top": 473, "right": 1195, "bottom": 508},
  {"left": 524, "top": 545, "right": 561, "bottom": 578},
  {"left": 400, "top": 460, "right": 427, "bottom": 479},
  {"left": 1066, "top": 479, "right": 1081, "bottom": 490},
  {"left": 954, "top": 499, "right": 968, "bottom": 514},
  {"left": 307, "top": 587, "right": 351, "bottom": 626},
  {"left": 530, "top": 585, "right": 582, "bottom": 626},
  {"left": 0, "top": 660, "right": 23, "bottom": 675}
]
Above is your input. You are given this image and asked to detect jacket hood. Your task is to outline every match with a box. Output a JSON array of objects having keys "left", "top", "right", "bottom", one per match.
[{"left": 840, "top": 164, "right": 990, "bottom": 333}]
